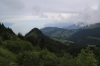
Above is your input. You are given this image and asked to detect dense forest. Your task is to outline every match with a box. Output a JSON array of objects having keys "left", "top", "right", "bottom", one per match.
[{"left": 0, "top": 23, "right": 100, "bottom": 66}]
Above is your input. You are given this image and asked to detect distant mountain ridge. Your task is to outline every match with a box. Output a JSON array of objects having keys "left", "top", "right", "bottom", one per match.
[
  {"left": 63, "top": 22, "right": 87, "bottom": 29},
  {"left": 41, "top": 27, "right": 78, "bottom": 39},
  {"left": 41, "top": 22, "right": 100, "bottom": 46},
  {"left": 69, "top": 27, "right": 100, "bottom": 46},
  {"left": 68, "top": 23, "right": 100, "bottom": 46},
  {"left": 84, "top": 22, "right": 100, "bottom": 29}
]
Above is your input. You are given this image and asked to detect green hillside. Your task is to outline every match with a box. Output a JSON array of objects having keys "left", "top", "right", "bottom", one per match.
[
  {"left": 25, "top": 28, "right": 69, "bottom": 52},
  {"left": 84, "top": 23, "right": 100, "bottom": 29},
  {"left": 0, "top": 23, "right": 100, "bottom": 66},
  {"left": 51, "top": 37, "right": 74, "bottom": 46},
  {"left": 69, "top": 27, "right": 100, "bottom": 46},
  {"left": 41, "top": 27, "right": 78, "bottom": 39}
]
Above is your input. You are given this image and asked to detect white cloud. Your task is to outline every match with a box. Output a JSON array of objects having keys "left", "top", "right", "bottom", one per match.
[{"left": 0, "top": 0, "right": 100, "bottom": 34}]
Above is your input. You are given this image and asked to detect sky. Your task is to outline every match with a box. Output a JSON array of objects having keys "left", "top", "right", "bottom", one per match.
[{"left": 0, "top": 0, "right": 100, "bottom": 35}]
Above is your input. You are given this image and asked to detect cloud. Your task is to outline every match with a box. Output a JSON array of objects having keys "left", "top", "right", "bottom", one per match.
[
  {"left": 0, "top": 0, "right": 100, "bottom": 34},
  {"left": 0, "top": 0, "right": 24, "bottom": 10},
  {"left": 67, "top": 3, "right": 100, "bottom": 24},
  {"left": 0, "top": 0, "right": 99, "bottom": 22}
]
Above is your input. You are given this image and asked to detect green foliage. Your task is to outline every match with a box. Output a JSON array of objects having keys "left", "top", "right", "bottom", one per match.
[
  {"left": 5, "top": 40, "right": 33, "bottom": 53},
  {"left": 0, "top": 23, "right": 15, "bottom": 41},
  {"left": 0, "top": 37, "right": 3, "bottom": 45},
  {"left": 70, "top": 27, "right": 100, "bottom": 46},
  {"left": 76, "top": 47, "right": 98, "bottom": 66},
  {"left": 17, "top": 51, "right": 40, "bottom": 66},
  {"left": 59, "top": 53, "right": 73, "bottom": 66},
  {"left": 0, "top": 47, "right": 18, "bottom": 66},
  {"left": 51, "top": 38, "right": 74, "bottom": 46},
  {"left": 92, "top": 47, "right": 100, "bottom": 66},
  {"left": 17, "top": 49, "right": 59, "bottom": 66},
  {"left": 17, "top": 33, "right": 25, "bottom": 40},
  {"left": 0, "top": 47, "right": 16, "bottom": 60},
  {"left": 88, "top": 36, "right": 100, "bottom": 40},
  {"left": 0, "top": 23, "right": 100, "bottom": 66},
  {"left": 39, "top": 49, "right": 59, "bottom": 66}
]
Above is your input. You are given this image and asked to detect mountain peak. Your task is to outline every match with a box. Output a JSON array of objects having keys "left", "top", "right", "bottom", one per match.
[
  {"left": 32, "top": 28, "right": 42, "bottom": 33},
  {"left": 75, "top": 22, "right": 87, "bottom": 27},
  {"left": 64, "top": 22, "right": 87, "bottom": 29},
  {"left": 25, "top": 28, "right": 43, "bottom": 37}
]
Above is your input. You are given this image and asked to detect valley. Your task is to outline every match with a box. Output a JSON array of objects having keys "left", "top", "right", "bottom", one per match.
[{"left": 0, "top": 23, "right": 100, "bottom": 66}]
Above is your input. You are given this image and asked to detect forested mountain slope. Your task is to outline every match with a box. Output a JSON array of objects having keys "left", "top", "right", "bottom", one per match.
[
  {"left": 0, "top": 23, "right": 100, "bottom": 66},
  {"left": 41, "top": 27, "right": 78, "bottom": 39},
  {"left": 69, "top": 27, "right": 100, "bottom": 46},
  {"left": 25, "top": 28, "right": 69, "bottom": 52}
]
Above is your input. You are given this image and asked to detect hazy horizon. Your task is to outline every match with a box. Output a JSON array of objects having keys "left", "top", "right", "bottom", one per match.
[{"left": 0, "top": 0, "right": 100, "bottom": 34}]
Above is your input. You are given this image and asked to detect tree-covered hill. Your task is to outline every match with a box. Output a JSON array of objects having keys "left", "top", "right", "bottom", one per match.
[
  {"left": 41, "top": 23, "right": 100, "bottom": 47},
  {"left": 41, "top": 27, "right": 78, "bottom": 39},
  {"left": 0, "top": 23, "right": 100, "bottom": 66},
  {"left": 69, "top": 27, "right": 100, "bottom": 46},
  {"left": 25, "top": 28, "right": 69, "bottom": 52},
  {"left": 0, "top": 23, "right": 15, "bottom": 40},
  {"left": 84, "top": 22, "right": 100, "bottom": 29}
]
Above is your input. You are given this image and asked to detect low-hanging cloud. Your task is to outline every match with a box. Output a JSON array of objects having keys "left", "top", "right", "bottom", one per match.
[
  {"left": 68, "top": 3, "right": 100, "bottom": 24},
  {"left": 0, "top": 0, "right": 24, "bottom": 10}
]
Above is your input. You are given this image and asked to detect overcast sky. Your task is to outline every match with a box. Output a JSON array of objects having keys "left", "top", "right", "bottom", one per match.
[{"left": 0, "top": 0, "right": 100, "bottom": 35}]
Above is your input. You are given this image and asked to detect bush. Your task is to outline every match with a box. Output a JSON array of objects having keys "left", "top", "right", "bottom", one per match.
[
  {"left": 5, "top": 40, "right": 33, "bottom": 53},
  {"left": 17, "top": 51, "right": 40, "bottom": 66}
]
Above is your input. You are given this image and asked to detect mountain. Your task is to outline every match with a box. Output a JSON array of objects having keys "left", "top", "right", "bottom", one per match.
[
  {"left": 25, "top": 28, "right": 69, "bottom": 52},
  {"left": 0, "top": 23, "right": 15, "bottom": 40},
  {"left": 0, "top": 22, "right": 13, "bottom": 27},
  {"left": 69, "top": 26, "right": 100, "bottom": 46},
  {"left": 0, "top": 23, "right": 34, "bottom": 65},
  {"left": 41, "top": 22, "right": 100, "bottom": 47},
  {"left": 41, "top": 27, "right": 78, "bottom": 39},
  {"left": 84, "top": 22, "right": 100, "bottom": 29},
  {"left": 0, "top": 23, "right": 100, "bottom": 66},
  {"left": 64, "top": 22, "right": 87, "bottom": 29}
]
